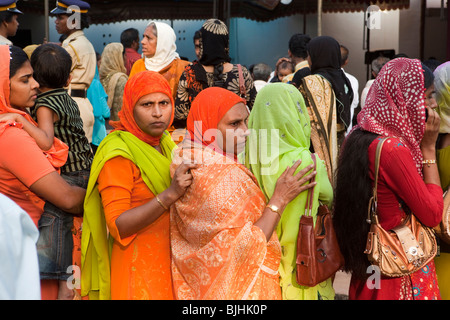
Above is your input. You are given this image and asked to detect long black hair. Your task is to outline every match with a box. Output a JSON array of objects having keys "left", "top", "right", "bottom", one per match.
[{"left": 333, "top": 128, "right": 378, "bottom": 280}]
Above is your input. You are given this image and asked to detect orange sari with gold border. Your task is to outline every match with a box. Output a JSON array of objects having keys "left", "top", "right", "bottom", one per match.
[{"left": 170, "top": 144, "right": 282, "bottom": 300}]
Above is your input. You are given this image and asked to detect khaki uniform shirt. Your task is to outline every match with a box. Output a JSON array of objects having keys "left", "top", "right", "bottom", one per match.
[
  {"left": 62, "top": 30, "right": 96, "bottom": 143},
  {"left": 0, "top": 35, "right": 12, "bottom": 45}
]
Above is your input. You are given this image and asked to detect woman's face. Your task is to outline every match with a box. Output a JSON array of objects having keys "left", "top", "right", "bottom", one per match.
[
  {"left": 5, "top": 14, "right": 19, "bottom": 37},
  {"left": 424, "top": 84, "right": 437, "bottom": 109},
  {"left": 141, "top": 25, "right": 157, "bottom": 58},
  {"left": 9, "top": 60, "right": 39, "bottom": 110},
  {"left": 133, "top": 92, "right": 172, "bottom": 137},
  {"left": 54, "top": 14, "right": 70, "bottom": 35},
  {"left": 217, "top": 102, "right": 250, "bottom": 156}
]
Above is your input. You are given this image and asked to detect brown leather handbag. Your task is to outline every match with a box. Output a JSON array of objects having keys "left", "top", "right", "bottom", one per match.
[
  {"left": 364, "top": 137, "right": 438, "bottom": 277},
  {"left": 296, "top": 153, "right": 345, "bottom": 287},
  {"left": 433, "top": 188, "right": 450, "bottom": 245}
]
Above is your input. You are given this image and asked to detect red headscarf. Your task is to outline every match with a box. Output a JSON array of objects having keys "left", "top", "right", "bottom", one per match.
[
  {"left": 111, "top": 70, "right": 174, "bottom": 146},
  {"left": 186, "top": 86, "right": 246, "bottom": 152},
  {"left": 356, "top": 58, "right": 426, "bottom": 175},
  {"left": 0, "top": 45, "right": 68, "bottom": 168}
]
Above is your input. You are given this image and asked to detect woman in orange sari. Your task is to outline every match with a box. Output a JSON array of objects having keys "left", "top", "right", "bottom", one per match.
[
  {"left": 81, "top": 71, "right": 197, "bottom": 300},
  {"left": 170, "top": 87, "right": 317, "bottom": 300}
]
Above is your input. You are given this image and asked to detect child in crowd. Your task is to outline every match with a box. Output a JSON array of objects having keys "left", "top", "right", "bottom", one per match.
[
  {"left": 0, "top": 43, "right": 93, "bottom": 299},
  {"left": 270, "top": 59, "right": 294, "bottom": 83}
]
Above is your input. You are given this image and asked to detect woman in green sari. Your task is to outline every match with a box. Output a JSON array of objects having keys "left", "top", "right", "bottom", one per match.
[
  {"left": 433, "top": 61, "right": 450, "bottom": 300},
  {"left": 243, "top": 83, "right": 335, "bottom": 300},
  {"left": 434, "top": 62, "right": 450, "bottom": 190}
]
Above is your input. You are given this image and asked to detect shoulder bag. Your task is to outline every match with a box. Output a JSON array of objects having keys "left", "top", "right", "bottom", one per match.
[
  {"left": 364, "top": 137, "right": 438, "bottom": 277},
  {"left": 237, "top": 64, "right": 246, "bottom": 99},
  {"left": 296, "top": 153, "right": 345, "bottom": 287},
  {"left": 433, "top": 187, "right": 450, "bottom": 244}
]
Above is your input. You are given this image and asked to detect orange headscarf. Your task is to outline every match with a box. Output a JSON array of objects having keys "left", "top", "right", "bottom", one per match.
[
  {"left": 0, "top": 45, "right": 37, "bottom": 126},
  {"left": 0, "top": 45, "right": 68, "bottom": 168},
  {"left": 111, "top": 70, "right": 174, "bottom": 146},
  {"left": 186, "top": 86, "right": 246, "bottom": 150}
]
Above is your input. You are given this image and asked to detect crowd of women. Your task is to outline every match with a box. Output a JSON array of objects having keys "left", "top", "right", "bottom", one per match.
[{"left": 0, "top": 15, "right": 449, "bottom": 301}]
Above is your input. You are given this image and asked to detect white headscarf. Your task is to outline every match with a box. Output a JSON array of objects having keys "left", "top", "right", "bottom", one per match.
[
  {"left": 144, "top": 21, "right": 180, "bottom": 72},
  {"left": 434, "top": 62, "right": 450, "bottom": 133}
]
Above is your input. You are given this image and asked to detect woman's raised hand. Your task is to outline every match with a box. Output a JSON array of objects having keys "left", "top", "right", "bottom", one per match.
[
  {"left": 168, "top": 161, "right": 199, "bottom": 201},
  {"left": 421, "top": 106, "right": 441, "bottom": 151},
  {"left": 271, "top": 160, "right": 316, "bottom": 209}
]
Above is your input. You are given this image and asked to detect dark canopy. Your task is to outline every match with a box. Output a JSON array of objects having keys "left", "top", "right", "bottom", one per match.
[{"left": 19, "top": 0, "right": 409, "bottom": 24}]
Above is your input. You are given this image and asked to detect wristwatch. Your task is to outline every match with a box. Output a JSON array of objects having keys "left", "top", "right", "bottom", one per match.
[{"left": 266, "top": 204, "right": 281, "bottom": 218}]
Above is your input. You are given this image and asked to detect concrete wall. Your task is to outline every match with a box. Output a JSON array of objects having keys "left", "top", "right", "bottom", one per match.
[
  {"left": 423, "top": 8, "right": 448, "bottom": 62},
  {"left": 15, "top": 13, "right": 46, "bottom": 45},
  {"left": 399, "top": 0, "right": 422, "bottom": 58},
  {"left": 228, "top": 14, "right": 318, "bottom": 68},
  {"left": 322, "top": 9, "right": 400, "bottom": 97}
]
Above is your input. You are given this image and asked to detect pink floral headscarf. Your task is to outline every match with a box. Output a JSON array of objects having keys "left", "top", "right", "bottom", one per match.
[{"left": 356, "top": 58, "right": 426, "bottom": 175}]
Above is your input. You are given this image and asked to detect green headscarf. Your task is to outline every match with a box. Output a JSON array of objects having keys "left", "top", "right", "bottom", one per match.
[
  {"left": 434, "top": 62, "right": 450, "bottom": 190},
  {"left": 80, "top": 130, "right": 176, "bottom": 300},
  {"left": 243, "top": 83, "right": 334, "bottom": 300}
]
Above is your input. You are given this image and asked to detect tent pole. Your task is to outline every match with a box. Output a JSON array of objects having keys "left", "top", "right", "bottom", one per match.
[
  {"left": 45, "top": 0, "right": 49, "bottom": 42},
  {"left": 317, "top": 0, "right": 322, "bottom": 36}
]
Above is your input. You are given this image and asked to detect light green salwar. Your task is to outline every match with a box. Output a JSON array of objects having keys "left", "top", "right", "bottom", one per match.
[
  {"left": 243, "top": 83, "right": 335, "bottom": 300},
  {"left": 80, "top": 130, "right": 176, "bottom": 299}
]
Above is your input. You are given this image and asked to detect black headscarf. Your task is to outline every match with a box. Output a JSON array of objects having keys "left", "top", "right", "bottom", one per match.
[
  {"left": 307, "top": 36, "right": 354, "bottom": 129},
  {"left": 193, "top": 19, "right": 231, "bottom": 87}
]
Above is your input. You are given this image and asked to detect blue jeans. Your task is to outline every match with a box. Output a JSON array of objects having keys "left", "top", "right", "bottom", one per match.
[{"left": 36, "top": 169, "right": 89, "bottom": 280}]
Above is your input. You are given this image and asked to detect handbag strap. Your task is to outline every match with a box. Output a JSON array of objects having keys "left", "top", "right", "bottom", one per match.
[
  {"left": 237, "top": 64, "right": 246, "bottom": 98},
  {"left": 305, "top": 153, "right": 318, "bottom": 217},
  {"left": 367, "top": 137, "right": 390, "bottom": 224}
]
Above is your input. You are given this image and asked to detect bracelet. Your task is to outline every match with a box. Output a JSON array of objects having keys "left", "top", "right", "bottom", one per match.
[
  {"left": 422, "top": 159, "right": 436, "bottom": 167},
  {"left": 156, "top": 195, "right": 169, "bottom": 211},
  {"left": 266, "top": 204, "right": 282, "bottom": 219}
]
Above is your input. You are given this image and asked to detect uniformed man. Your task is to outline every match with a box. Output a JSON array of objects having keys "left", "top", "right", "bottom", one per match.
[
  {"left": 0, "top": 0, "right": 22, "bottom": 45},
  {"left": 51, "top": 0, "right": 96, "bottom": 143}
]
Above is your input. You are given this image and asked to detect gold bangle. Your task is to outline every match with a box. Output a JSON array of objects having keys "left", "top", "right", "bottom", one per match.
[
  {"left": 156, "top": 195, "right": 169, "bottom": 211},
  {"left": 422, "top": 159, "right": 436, "bottom": 167}
]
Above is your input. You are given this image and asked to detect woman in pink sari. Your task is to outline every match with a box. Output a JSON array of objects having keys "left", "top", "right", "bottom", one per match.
[{"left": 170, "top": 87, "right": 317, "bottom": 300}]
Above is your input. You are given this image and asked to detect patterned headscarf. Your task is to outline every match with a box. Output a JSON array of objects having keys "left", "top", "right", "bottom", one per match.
[
  {"left": 111, "top": 70, "right": 174, "bottom": 146},
  {"left": 198, "top": 19, "right": 231, "bottom": 66},
  {"left": 186, "top": 86, "right": 246, "bottom": 153},
  {"left": 356, "top": 58, "right": 426, "bottom": 175},
  {"left": 434, "top": 61, "right": 450, "bottom": 134},
  {"left": 244, "top": 83, "right": 312, "bottom": 200}
]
